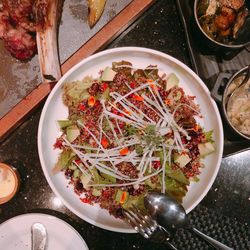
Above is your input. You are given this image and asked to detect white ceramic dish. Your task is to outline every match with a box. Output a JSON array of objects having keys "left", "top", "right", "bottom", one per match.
[
  {"left": 38, "top": 47, "right": 224, "bottom": 233},
  {"left": 0, "top": 213, "right": 88, "bottom": 250}
]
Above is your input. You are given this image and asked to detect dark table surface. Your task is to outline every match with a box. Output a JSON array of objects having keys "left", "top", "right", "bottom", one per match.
[{"left": 0, "top": 1, "right": 249, "bottom": 249}]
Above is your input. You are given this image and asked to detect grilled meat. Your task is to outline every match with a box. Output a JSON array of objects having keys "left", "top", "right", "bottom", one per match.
[
  {"left": 0, "top": 0, "right": 62, "bottom": 81},
  {"left": 0, "top": 0, "right": 36, "bottom": 60},
  {"left": 219, "top": 0, "right": 245, "bottom": 10},
  {"left": 3, "top": 0, "right": 36, "bottom": 32},
  {"left": 0, "top": 0, "right": 106, "bottom": 79}
]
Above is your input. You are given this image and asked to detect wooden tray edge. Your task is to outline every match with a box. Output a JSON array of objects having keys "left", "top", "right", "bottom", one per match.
[{"left": 0, "top": 0, "right": 155, "bottom": 142}]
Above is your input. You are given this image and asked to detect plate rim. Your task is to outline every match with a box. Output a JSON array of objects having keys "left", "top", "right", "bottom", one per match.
[
  {"left": 37, "top": 46, "right": 224, "bottom": 233},
  {"left": 0, "top": 213, "right": 89, "bottom": 249}
]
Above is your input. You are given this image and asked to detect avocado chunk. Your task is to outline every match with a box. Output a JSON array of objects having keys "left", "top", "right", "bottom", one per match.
[
  {"left": 80, "top": 174, "right": 92, "bottom": 188},
  {"left": 73, "top": 169, "right": 80, "bottom": 180},
  {"left": 92, "top": 188, "right": 102, "bottom": 197},
  {"left": 165, "top": 73, "right": 179, "bottom": 91},
  {"left": 58, "top": 120, "right": 73, "bottom": 129},
  {"left": 66, "top": 125, "right": 80, "bottom": 142},
  {"left": 101, "top": 67, "right": 117, "bottom": 81},
  {"left": 174, "top": 153, "right": 191, "bottom": 168},
  {"left": 198, "top": 142, "right": 215, "bottom": 157}
]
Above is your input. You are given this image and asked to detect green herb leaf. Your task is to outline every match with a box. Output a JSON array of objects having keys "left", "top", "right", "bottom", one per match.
[
  {"left": 53, "top": 149, "right": 75, "bottom": 174},
  {"left": 204, "top": 130, "right": 214, "bottom": 143},
  {"left": 142, "top": 125, "right": 164, "bottom": 148},
  {"left": 125, "top": 125, "right": 138, "bottom": 136},
  {"left": 135, "top": 145, "right": 144, "bottom": 155}
]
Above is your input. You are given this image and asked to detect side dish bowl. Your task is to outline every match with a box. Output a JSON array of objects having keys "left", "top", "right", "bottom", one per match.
[
  {"left": 37, "top": 47, "right": 224, "bottom": 233},
  {"left": 194, "top": 0, "right": 250, "bottom": 52},
  {"left": 212, "top": 65, "right": 250, "bottom": 140}
]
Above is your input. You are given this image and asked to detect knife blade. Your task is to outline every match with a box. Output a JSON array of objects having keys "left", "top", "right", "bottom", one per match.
[{"left": 31, "top": 223, "right": 47, "bottom": 250}]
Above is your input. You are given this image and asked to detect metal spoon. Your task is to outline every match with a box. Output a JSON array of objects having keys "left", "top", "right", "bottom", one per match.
[
  {"left": 144, "top": 192, "right": 234, "bottom": 250},
  {"left": 31, "top": 223, "right": 47, "bottom": 250}
]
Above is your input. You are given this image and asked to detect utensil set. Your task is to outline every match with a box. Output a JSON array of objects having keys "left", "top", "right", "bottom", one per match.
[
  {"left": 123, "top": 192, "right": 234, "bottom": 250},
  {"left": 123, "top": 204, "right": 177, "bottom": 250}
]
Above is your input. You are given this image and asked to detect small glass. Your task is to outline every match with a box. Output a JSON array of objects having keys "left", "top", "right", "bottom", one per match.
[{"left": 0, "top": 162, "right": 20, "bottom": 204}]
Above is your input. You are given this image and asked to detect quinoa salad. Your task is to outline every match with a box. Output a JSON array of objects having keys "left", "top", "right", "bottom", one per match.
[{"left": 53, "top": 61, "right": 215, "bottom": 218}]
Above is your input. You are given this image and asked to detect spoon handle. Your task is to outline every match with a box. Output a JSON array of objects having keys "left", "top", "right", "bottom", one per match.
[
  {"left": 192, "top": 228, "right": 234, "bottom": 250},
  {"left": 31, "top": 223, "right": 47, "bottom": 250},
  {"left": 165, "top": 241, "right": 178, "bottom": 250}
]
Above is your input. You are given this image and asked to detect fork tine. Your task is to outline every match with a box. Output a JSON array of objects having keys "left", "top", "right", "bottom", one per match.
[
  {"left": 123, "top": 209, "right": 151, "bottom": 238},
  {"left": 123, "top": 207, "right": 178, "bottom": 250},
  {"left": 123, "top": 205, "right": 158, "bottom": 238},
  {"left": 130, "top": 204, "right": 157, "bottom": 231}
]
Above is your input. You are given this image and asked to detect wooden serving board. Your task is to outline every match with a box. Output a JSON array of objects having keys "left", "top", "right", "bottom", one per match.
[{"left": 0, "top": 0, "right": 155, "bottom": 141}]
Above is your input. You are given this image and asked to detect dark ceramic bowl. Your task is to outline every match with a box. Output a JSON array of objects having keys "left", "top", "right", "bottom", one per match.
[
  {"left": 194, "top": 0, "right": 250, "bottom": 53},
  {"left": 211, "top": 66, "right": 250, "bottom": 140}
]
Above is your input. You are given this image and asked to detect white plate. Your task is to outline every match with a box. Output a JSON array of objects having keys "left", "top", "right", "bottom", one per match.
[
  {"left": 0, "top": 213, "right": 88, "bottom": 250},
  {"left": 38, "top": 47, "right": 224, "bottom": 233}
]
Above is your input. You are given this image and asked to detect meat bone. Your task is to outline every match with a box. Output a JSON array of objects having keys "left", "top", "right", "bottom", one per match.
[{"left": 34, "top": 0, "right": 63, "bottom": 82}]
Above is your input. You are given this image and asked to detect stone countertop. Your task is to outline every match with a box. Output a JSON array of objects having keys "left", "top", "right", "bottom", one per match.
[{"left": 0, "top": 1, "right": 249, "bottom": 249}]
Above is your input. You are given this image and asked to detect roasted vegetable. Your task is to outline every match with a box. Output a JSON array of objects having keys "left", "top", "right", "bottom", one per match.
[
  {"left": 233, "top": 8, "right": 248, "bottom": 38},
  {"left": 88, "top": 0, "right": 106, "bottom": 28},
  {"left": 197, "top": 0, "right": 249, "bottom": 43},
  {"left": 219, "top": 0, "right": 245, "bottom": 10},
  {"left": 197, "top": 0, "right": 218, "bottom": 17}
]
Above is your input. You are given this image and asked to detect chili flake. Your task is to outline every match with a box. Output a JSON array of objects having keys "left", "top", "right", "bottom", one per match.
[
  {"left": 119, "top": 147, "right": 129, "bottom": 156},
  {"left": 133, "top": 94, "right": 144, "bottom": 101},
  {"left": 88, "top": 96, "right": 96, "bottom": 107}
]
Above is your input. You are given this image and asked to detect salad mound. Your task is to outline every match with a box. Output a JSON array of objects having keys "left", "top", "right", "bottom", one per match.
[{"left": 53, "top": 61, "right": 215, "bottom": 218}]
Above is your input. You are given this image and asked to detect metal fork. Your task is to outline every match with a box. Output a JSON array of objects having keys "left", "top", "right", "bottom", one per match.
[{"left": 123, "top": 205, "right": 178, "bottom": 250}]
